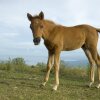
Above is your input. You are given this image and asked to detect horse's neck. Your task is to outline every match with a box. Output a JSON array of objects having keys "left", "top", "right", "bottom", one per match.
[{"left": 42, "top": 20, "right": 56, "bottom": 40}]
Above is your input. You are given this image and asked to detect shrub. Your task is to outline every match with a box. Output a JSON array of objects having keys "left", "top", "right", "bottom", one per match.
[
  {"left": 12, "top": 58, "right": 25, "bottom": 65},
  {"left": 0, "top": 57, "right": 28, "bottom": 72},
  {"left": 0, "top": 58, "right": 13, "bottom": 71}
]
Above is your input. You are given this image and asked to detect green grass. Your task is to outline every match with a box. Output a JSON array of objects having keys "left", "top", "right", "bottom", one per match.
[{"left": 0, "top": 58, "right": 100, "bottom": 100}]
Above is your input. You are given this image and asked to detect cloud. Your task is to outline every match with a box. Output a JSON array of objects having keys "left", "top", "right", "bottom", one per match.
[
  {"left": 0, "top": 32, "right": 19, "bottom": 42},
  {"left": 0, "top": 32, "right": 19, "bottom": 37}
]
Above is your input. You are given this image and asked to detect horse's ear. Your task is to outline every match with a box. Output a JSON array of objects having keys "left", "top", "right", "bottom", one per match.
[
  {"left": 27, "top": 13, "right": 33, "bottom": 21},
  {"left": 39, "top": 11, "right": 44, "bottom": 20}
]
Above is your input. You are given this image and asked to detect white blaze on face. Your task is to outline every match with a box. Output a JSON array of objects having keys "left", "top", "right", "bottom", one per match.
[{"left": 35, "top": 20, "right": 39, "bottom": 24}]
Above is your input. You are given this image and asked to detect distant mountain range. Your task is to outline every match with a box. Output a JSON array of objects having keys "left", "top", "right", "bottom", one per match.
[{"left": 62, "top": 60, "right": 88, "bottom": 67}]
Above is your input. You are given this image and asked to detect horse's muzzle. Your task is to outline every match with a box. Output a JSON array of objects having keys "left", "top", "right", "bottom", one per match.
[{"left": 33, "top": 37, "right": 41, "bottom": 45}]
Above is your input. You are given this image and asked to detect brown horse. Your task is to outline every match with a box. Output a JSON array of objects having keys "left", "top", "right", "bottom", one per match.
[{"left": 27, "top": 11, "right": 100, "bottom": 90}]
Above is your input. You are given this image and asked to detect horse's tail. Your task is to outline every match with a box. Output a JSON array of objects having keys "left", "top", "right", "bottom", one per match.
[
  {"left": 96, "top": 28, "right": 100, "bottom": 61},
  {"left": 97, "top": 53, "right": 100, "bottom": 61},
  {"left": 96, "top": 28, "right": 100, "bottom": 32}
]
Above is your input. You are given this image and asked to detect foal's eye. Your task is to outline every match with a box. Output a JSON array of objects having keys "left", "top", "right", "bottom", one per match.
[
  {"left": 30, "top": 25, "right": 32, "bottom": 29},
  {"left": 40, "top": 25, "right": 43, "bottom": 29}
]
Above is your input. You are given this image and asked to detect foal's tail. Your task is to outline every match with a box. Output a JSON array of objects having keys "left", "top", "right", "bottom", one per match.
[
  {"left": 96, "top": 28, "right": 100, "bottom": 32},
  {"left": 96, "top": 29, "right": 100, "bottom": 61},
  {"left": 97, "top": 53, "right": 100, "bottom": 62},
  {"left": 96, "top": 29, "right": 100, "bottom": 60}
]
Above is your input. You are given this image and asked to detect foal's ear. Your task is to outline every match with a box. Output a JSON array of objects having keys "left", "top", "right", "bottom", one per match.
[
  {"left": 27, "top": 13, "right": 33, "bottom": 21},
  {"left": 39, "top": 11, "right": 44, "bottom": 20}
]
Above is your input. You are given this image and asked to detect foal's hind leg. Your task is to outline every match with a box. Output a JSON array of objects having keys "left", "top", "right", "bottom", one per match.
[
  {"left": 96, "top": 53, "right": 100, "bottom": 88},
  {"left": 89, "top": 48, "right": 100, "bottom": 88},
  {"left": 82, "top": 47, "right": 95, "bottom": 87}
]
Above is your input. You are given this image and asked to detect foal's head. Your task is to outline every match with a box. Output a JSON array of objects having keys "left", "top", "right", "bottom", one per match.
[{"left": 27, "top": 11, "right": 45, "bottom": 45}]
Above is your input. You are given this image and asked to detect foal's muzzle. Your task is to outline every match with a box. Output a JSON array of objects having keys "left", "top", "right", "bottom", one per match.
[{"left": 33, "top": 37, "right": 41, "bottom": 45}]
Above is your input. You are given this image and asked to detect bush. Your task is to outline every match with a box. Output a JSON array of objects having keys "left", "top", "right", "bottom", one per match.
[
  {"left": 0, "top": 58, "right": 12, "bottom": 71},
  {"left": 0, "top": 57, "right": 29, "bottom": 72},
  {"left": 36, "top": 62, "right": 46, "bottom": 67},
  {"left": 12, "top": 58, "right": 25, "bottom": 65}
]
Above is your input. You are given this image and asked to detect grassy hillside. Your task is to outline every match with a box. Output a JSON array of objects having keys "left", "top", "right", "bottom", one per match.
[{"left": 0, "top": 58, "right": 100, "bottom": 100}]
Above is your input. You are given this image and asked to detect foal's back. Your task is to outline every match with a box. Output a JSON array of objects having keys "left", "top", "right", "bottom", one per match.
[{"left": 51, "top": 24, "right": 98, "bottom": 51}]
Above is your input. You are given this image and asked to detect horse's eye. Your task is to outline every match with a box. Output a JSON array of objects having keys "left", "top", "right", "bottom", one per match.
[
  {"left": 30, "top": 25, "right": 32, "bottom": 29},
  {"left": 40, "top": 25, "right": 43, "bottom": 29}
]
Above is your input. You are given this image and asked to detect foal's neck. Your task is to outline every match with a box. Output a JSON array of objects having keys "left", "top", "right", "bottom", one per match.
[{"left": 42, "top": 20, "right": 56, "bottom": 40}]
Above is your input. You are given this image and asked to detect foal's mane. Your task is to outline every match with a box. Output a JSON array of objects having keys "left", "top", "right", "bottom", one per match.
[
  {"left": 45, "top": 19, "right": 55, "bottom": 24},
  {"left": 33, "top": 15, "right": 40, "bottom": 19},
  {"left": 44, "top": 19, "right": 56, "bottom": 26},
  {"left": 33, "top": 15, "right": 56, "bottom": 25}
]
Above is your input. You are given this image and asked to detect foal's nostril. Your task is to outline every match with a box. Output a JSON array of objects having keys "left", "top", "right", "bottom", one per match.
[
  {"left": 33, "top": 37, "right": 40, "bottom": 42},
  {"left": 33, "top": 37, "right": 41, "bottom": 45}
]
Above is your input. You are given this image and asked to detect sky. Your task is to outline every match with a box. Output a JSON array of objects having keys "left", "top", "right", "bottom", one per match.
[{"left": 0, "top": 0, "right": 100, "bottom": 63}]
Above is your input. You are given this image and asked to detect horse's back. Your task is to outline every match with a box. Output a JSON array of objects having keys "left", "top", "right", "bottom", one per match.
[{"left": 51, "top": 24, "right": 98, "bottom": 51}]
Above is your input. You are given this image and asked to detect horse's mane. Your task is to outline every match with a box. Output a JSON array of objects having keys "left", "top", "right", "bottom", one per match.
[
  {"left": 33, "top": 15, "right": 40, "bottom": 19},
  {"left": 33, "top": 15, "right": 56, "bottom": 26},
  {"left": 44, "top": 19, "right": 56, "bottom": 26}
]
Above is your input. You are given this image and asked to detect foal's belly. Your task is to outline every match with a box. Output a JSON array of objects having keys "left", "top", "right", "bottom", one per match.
[
  {"left": 63, "top": 42, "right": 84, "bottom": 51},
  {"left": 63, "top": 36, "right": 85, "bottom": 51}
]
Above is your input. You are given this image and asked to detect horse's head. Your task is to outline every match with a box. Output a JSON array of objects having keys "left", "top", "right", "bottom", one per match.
[{"left": 27, "top": 11, "right": 44, "bottom": 45}]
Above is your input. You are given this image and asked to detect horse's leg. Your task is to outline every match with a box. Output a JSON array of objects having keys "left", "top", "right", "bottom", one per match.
[
  {"left": 89, "top": 48, "right": 100, "bottom": 88},
  {"left": 96, "top": 53, "right": 100, "bottom": 88},
  {"left": 82, "top": 47, "right": 95, "bottom": 87},
  {"left": 53, "top": 51, "right": 60, "bottom": 91},
  {"left": 42, "top": 52, "right": 54, "bottom": 86}
]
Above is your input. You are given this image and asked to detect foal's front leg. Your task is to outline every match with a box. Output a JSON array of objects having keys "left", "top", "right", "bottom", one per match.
[
  {"left": 42, "top": 52, "right": 54, "bottom": 86},
  {"left": 53, "top": 52, "right": 60, "bottom": 91}
]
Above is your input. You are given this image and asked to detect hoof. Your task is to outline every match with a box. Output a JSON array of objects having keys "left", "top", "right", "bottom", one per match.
[
  {"left": 40, "top": 82, "right": 46, "bottom": 87},
  {"left": 52, "top": 85, "right": 58, "bottom": 91},
  {"left": 96, "top": 84, "right": 100, "bottom": 89},
  {"left": 88, "top": 82, "right": 94, "bottom": 88}
]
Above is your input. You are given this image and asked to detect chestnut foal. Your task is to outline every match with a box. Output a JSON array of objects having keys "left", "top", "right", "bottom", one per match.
[{"left": 27, "top": 11, "right": 100, "bottom": 90}]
